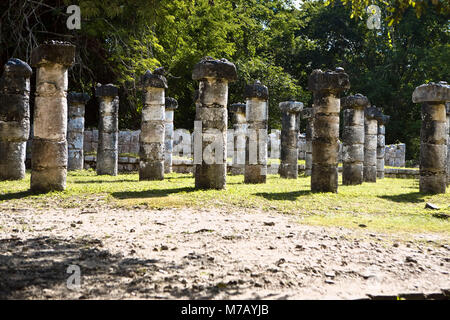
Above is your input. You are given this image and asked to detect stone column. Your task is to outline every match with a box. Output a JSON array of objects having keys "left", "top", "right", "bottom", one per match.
[
  {"left": 67, "top": 92, "right": 89, "bottom": 170},
  {"left": 95, "top": 84, "right": 119, "bottom": 176},
  {"left": 229, "top": 102, "right": 247, "bottom": 175},
  {"left": 164, "top": 96, "right": 178, "bottom": 173},
  {"left": 376, "top": 110, "right": 390, "bottom": 179},
  {"left": 412, "top": 81, "right": 450, "bottom": 194},
  {"left": 301, "top": 107, "right": 314, "bottom": 176},
  {"left": 363, "top": 106, "right": 379, "bottom": 183},
  {"left": 308, "top": 68, "right": 350, "bottom": 193},
  {"left": 341, "top": 94, "right": 368, "bottom": 185},
  {"left": 0, "top": 59, "right": 32, "bottom": 180},
  {"left": 192, "top": 57, "right": 237, "bottom": 189},
  {"left": 139, "top": 69, "right": 167, "bottom": 180},
  {"left": 446, "top": 102, "right": 450, "bottom": 186},
  {"left": 279, "top": 101, "right": 303, "bottom": 179},
  {"left": 244, "top": 80, "right": 269, "bottom": 184},
  {"left": 30, "top": 41, "right": 75, "bottom": 192}
]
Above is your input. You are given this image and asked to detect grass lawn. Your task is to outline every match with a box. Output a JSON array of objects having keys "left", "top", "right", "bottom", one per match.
[{"left": 0, "top": 170, "right": 449, "bottom": 235}]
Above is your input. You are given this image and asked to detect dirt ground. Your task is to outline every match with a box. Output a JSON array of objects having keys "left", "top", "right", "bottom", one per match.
[{"left": 0, "top": 198, "right": 449, "bottom": 300}]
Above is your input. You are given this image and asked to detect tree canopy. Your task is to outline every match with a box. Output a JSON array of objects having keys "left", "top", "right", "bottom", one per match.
[{"left": 0, "top": 0, "right": 448, "bottom": 161}]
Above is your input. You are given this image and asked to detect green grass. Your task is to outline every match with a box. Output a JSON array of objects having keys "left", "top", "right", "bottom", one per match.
[{"left": 0, "top": 170, "right": 449, "bottom": 235}]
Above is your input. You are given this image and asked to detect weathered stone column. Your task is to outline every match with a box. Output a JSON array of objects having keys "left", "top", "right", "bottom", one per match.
[
  {"left": 96, "top": 84, "right": 119, "bottom": 176},
  {"left": 279, "top": 101, "right": 303, "bottom": 179},
  {"left": 30, "top": 41, "right": 75, "bottom": 192},
  {"left": 67, "top": 92, "right": 89, "bottom": 170},
  {"left": 192, "top": 57, "right": 237, "bottom": 189},
  {"left": 376, "top": 110, "right": 390, "bottom": 179},
  {"left": 229, "top": 103, "right": 247, "bottom": 175},
  {"left": 412, "top": 81, "right": 450, "bottom": 194},
  {"left": 341, "top": 94, "right": 368, "bottom": 185},
  {"left": 363, "top": 106, "right": 379, "bottom": 183},
  {"left": 164, "top": 96, "right": 178, "bottom": 173},
  {"left": 0, "top": 59, "right": 32, "bottom": 180},
  {"left": 446, "top": 102, "right": 450, "bottom": 186},
  {"left": 244, "top": 80, "right": 269, "bottom": 184},
  {"left": 301, "top": 107, "right": 314, "bottom": 176},
  {"left": 308, "top": 68, "right": 350, "bottom": 193}
]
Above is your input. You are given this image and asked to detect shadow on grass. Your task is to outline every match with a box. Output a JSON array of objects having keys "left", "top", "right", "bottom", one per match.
[
  {"left": 378, "top": 192, "right": 426, "bottom": 203},
  {"left": 72, "top": 179, "right": 138, "bottom": 184},
  {"left": 0, "top": 190, "right": 34, "bottom": 201},
  {"left": 254, "top": 190, "right": 311, "bottom": 201},
  {"left": 111, "top": 187, "right": 196, "bottom": 199},
  {"left": 0, "top": 236, "right": 240, "bottom": 299}
]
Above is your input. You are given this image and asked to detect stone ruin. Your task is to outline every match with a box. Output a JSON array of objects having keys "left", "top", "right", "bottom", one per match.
[
  {"left": 140, "top": 68, "right": 167, "bottom": 180},
  {"left": 279, "top": 100, "right": 303, "bottom": 179},
  {"left": 0, "top": 58, "right": 32, "bottom": 181},
  {"left": 192, "top": 57, "right": 237, "bottom": 189},
  {"left": 67, "top": 92, "right": 90, "bottom": 171},
  {"left": 1, "top": 41, "right": 432, "bottom": 195},
  {"left": 412, "top": 81, "right": 449, "bottom": 194},
  {"left": 30, "top": 41, "right": 75, "bottom": 192},
  {"left": 244, "top": 80, "right": 269, "bottom": 184},
  {"left": 96, "top": 84, "right": 119, "bottom": 176},
  {"left": 341, "top": 94, "right": 368, "bottom": 185}
]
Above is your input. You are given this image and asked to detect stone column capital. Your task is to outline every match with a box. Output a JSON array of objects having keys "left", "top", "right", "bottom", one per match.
[
  {"left": 141, "top": 68, "right": 168, "bottom": 89},
  {"left": 31, "top": 41, "right": 75, "bottom": 67},
  {"left": 244, "top": 80, "right": 269, "bottom": 100},
  {"left": 165, "top": 97, "right": 178, "bottom": 111},
  {"left": 3, "top": 58, "right": 32, "bottom": 77},
  {"left": 365, "top": 106, "right": 380, "bottom": 120},
  {"left": 229, "top": 103, "right": 246, "bottom": 115},
  {"left": 279, "top": 101, "right": 304, "bottom": 114},
  {"left": 192, "top": 57, "right": 237, "bottom": 82},
  {"left": 68, "top": 92, "right": 90, "bottom": 104},
  {"left": 300, "top": 107, "right": 315, "bottom": 119},
  {"left": 412, "top": 81, "right": 450, "bottom": 103},
  {"left": 308, "top": 68, "right": 350, "bottom": 94},
  {"left": 341, "top": 94, "right": 369, "bottom": 110},
  {"left": 95, "top": 84, "right": 119, "bottom": 98}
]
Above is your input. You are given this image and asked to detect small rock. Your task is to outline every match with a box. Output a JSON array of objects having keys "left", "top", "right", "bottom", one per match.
[
  {"left": 160, "top": 245, "right": 169, "bottom": 251},
  {"left": 264, "top": 222, "right": 275, "bottom": 226},
  {"left": 130, "top": 228, "right": 135, "bottom": 233},
  {"left": 324, "top": 271, "right": 336, "bottom": 278},
  {"left": 276, "top": 258, "right": 286, "bottom": 266},
  {"left": 405, "top": 256, "right": 417, "bottom": 263},
  {"left": 358, "top": 224, "right": 367, "bottom": 228},
  {"left": 425, "top": 203, "right": 439, "bottom": 210},
  {"left": 432, "top": 213, "right": 449, "bottom": 220},
  {"left": 325, "top": 279, "right": 335, "bottom": 284}
]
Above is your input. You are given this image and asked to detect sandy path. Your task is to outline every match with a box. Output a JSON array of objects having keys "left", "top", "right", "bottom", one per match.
[{"left": 0, "top": 201, "right": 449, "bottom": 299}]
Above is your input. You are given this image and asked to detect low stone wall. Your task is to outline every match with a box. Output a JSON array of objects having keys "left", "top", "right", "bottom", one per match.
[
  {"left": 385, "top": 144, "right": 406, "bottom": 167},
  {"left": 25, "top": 128, "right": 408, "bottom": 173}
]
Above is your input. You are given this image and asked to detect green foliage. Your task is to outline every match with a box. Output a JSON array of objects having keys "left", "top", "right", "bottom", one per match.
[
  {"left": 0, "top": 0, "right": 448, "bottom": 160},
  {"left": 0, "top": 171, "right": 449, "bottom": 234}
]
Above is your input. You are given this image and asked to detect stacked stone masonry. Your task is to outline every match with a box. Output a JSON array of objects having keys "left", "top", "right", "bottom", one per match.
[
  {"left": 412, "top": 81, "right": 449, "bottom": 194},
  {"left": 67, "top": 92, "right": 90, "bottom": 170},
  {"left": 0, "top": 58, "right": 32, "bottom": 181},
  {"left": 192, "top": 57, "right": 237, "bottom": 189},
  {"left": 341, "top": 94, "right": 368, "bottom": 185},
  {"left": 139, "top": 68, "right": 168, "bottom": 180},
  {"left": 95, "top": 84, "right": 119, "bottom": 176},
  {"left": 244, "top": 80, "right": 269, "bottom": 184},
  {"left": 30, "top": 41, "right": 75, "bottom": 192},
  {"left": 308, "top": 67, "right": 350, "bottom": 193},
  {"left": 279, "top": 101, "right": 303, "bottom": 179}
]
